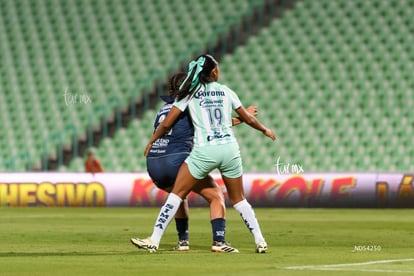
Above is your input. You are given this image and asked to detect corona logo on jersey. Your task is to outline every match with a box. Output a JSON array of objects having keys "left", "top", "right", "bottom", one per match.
[
  {"left": 194, "top": 90, "right": 225, "bottom": 99},
  {"left": 0, "top": 173, "right": 413, "bottom": 207}
]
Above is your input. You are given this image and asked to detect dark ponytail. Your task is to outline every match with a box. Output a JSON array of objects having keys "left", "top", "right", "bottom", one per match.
[{"left": 169, "top": 72, "right": 187, "bottom": 98}]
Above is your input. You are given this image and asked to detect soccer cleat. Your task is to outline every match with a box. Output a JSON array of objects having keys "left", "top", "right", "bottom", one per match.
[
  {"left": 174, "top": 240, "right": 190, "bottom": 251},
  {"left": 130, "top": 237, "right": 158, "bottom": 253},
  {"left": 256, "top": 240, "right": 267, "bottom": 253},
  {"left": 211, "top": 241, "right": 239, "bottom": 253}
]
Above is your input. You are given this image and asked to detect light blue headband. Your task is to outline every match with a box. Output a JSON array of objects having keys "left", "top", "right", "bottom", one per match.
[{"left": 179, "top": 56, "right": 206, "bottom": 91}]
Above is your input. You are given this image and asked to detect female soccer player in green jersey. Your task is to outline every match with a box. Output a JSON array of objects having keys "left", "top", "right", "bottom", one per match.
[{"left": 133, "top": 54, "right": 276, "bottom": 253}]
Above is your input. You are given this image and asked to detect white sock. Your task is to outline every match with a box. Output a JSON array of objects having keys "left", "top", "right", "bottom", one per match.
[
  {"left": 150, "top": 193, "right": 182, "bottom": 245},
  {"left": 233, "top": 199, "right": 265, "bottom": 244}
]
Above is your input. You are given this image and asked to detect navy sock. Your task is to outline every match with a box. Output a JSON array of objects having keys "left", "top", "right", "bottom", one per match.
[
  {"left": 175, "top": 218, "right": 189, "bottom": 241},
  {"left": 211, "top": 218, "right": 226, "bottom": 242}
]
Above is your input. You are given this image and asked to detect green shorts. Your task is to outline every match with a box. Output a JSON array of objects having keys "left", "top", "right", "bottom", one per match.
[{"left": 185, "top": 142, "right": 243, "bottom": 179}]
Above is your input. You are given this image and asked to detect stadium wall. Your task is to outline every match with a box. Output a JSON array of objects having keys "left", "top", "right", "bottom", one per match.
[{"left": 0, "top": 173, "right": 413, "bottom": 208}]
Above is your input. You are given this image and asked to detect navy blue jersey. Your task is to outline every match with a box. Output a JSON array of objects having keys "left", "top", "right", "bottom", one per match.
[{"left": 147, "top": 96, "right": 194, "bottom": 157}]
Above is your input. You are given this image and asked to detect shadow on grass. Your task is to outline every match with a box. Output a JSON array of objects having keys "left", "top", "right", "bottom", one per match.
[
  {"left": 0, "top": 251, "right": 141, "bottom": 257},
  {"left": 0, "top": 246, "right": 210, "bottom": 257},
  {"left": 0, "top": 240, "right": 220, "bottom": 258}
]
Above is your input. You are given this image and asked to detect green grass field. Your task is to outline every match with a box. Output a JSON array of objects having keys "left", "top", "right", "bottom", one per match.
[{"left": 1, "top": 207, "right": 413, "bottom": 275}]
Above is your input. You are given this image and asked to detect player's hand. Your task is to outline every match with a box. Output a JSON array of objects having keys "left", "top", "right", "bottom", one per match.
[
  {"left": 144, "top": 143, "right": 152, "bottom": 157},
  {"left": 246, "top": 105, "right": 258, "bottom": 116},
  {"left": 263, "top": 128, "right": 276, "bottom": 141}
]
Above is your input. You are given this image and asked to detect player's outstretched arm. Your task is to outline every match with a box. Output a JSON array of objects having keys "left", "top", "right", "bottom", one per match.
[{"left": 144, "top": 106, "right": 182, "bottom": 156}]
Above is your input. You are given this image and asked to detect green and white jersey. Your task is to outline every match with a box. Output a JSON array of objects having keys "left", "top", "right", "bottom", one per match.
[{"left": 174, "top": 82, "right": 242, "bottom": 147}]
